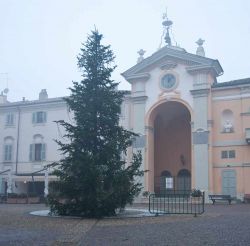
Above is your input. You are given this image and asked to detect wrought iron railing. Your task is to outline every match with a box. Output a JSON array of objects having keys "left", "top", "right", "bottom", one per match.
[{"left": 149, "top": 191, "right": 205, "bottom": 216}]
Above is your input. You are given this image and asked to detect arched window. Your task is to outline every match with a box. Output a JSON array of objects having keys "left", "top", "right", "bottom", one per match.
[
  {"left": 221, "top": 109, "right": 234, "bottom": 133},
  {"left": 161, "top": 170, "right": 172, "bottom": 177},
  {"left": 3, "top": 137, "right": 14, "bottom": 162},
  {"left": 177, "top": 169, "right": 191, "bottom": 177},
  {"left": 29, "top": 135, "right": 46, "bottom": 162}
]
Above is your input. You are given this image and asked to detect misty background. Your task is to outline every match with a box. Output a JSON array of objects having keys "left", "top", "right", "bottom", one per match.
[{"left": 0, "top": 0, "right": 249, "bottom": 101}]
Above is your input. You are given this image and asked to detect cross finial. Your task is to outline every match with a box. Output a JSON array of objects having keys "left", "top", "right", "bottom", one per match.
[{"left": 163, "top": 8, "right": 168, "bottom": 19}]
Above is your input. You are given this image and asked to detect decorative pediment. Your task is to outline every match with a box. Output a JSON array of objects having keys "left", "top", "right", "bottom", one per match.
[
  {"left": 160, "top": 61, "right": 177, "bottom": 70},
  {"left": 121, "top": 46, "right": 223, "bottom": 83}
]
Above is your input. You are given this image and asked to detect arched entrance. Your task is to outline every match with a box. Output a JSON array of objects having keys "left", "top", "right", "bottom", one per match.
[{"left": 146, "top": 100, "right": 192, "bottom": 193}]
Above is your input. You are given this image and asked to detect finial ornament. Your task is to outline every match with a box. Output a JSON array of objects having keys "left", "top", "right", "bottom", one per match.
[
  {"left": 137, "top": 49, "right": 146, "bottom": 63},
  {"left": 196, "top": 38, "right": 205, "bottom": 57},
  {"left": 196, "top": 38, "right": 205, "bottom": 46},
  {"left": 162, "top": 8, "right": 173, "bottom": 46},
  {"left": 158, "top": 8, "right": 175, "bottom": 49}
]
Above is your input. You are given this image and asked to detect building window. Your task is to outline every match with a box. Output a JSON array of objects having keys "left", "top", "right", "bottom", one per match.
[
  {"left": 4, "top": 145, "right": 13, "bottom": 162},
  {"left": 3, "top": 137, "right": 14, "bottom": 162},
  {"left": 221, "top": 150, "right": 236, "bottom": 159},
  {"left": 32, "top": 111, "right": 47, "bottom": 124},
  {"left": 228, "top": 150, "right": 235, "bottom": 158},
  {"left": 5, "top": 113, "right": 14, "bottom": 126},
  {"left": 29, "top": 143, "right": 46, "bottom": 161}
]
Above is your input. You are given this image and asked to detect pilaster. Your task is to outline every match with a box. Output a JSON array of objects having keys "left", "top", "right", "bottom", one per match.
[
  {"left": 131, "top": 96, "right": 147, "bottom": 192},
  {"left": 190, "top": 87, "right": 210, "bottom": 198}
]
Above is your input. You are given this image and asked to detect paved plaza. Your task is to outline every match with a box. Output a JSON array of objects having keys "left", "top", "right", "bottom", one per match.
[{"left": 0, "top": 203, "right": 250, "bottom": 245}]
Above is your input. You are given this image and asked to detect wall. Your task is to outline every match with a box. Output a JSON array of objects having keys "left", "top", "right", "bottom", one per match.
[{"left": 212, "top": 86, "right": 250, "bottom": 198}]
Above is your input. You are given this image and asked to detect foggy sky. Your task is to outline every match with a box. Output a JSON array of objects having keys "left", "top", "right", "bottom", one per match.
[{"left": 0, "top": 0, "right": 249, "bottom": 102}]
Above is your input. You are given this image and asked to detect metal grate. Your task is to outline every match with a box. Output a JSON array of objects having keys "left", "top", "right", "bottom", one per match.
[{"left": 149, "top": 191, "right": 205, "bottom": 216}]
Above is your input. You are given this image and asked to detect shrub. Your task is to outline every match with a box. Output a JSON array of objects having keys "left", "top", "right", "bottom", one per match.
[{"left": 191, "top": 189, "right": 202, "bottom": 197}]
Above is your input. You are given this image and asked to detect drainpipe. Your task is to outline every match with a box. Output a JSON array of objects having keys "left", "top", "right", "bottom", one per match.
[{"left": 15, "top": 106, "right": 21, "bottom": 174}]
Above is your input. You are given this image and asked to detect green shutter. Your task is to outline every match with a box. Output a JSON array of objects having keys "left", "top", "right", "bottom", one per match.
[
  {"left": 10, "top": 114, "right": 14, "bottom": 125},
  {"left": 29, "top": 144, "right": 34, "bottom": 161},
  {"left": 43, "top": 112, "right": 47, "bottom": 123},
  {"left": 5, "top": 114, "right": 9, "bottom": 125},
  {"left": 4, "top": 145, "right": 12, "bottom": 161},
  {"left": 41, "top": 144, "right": 46, "bottom": 160},
  {"left": 32, "top": 113, "right": 36, "bottom": 124},
  {"left": 4, "top": 145, "right": 8, "bottom": 161},
  {"left": 8, "top": 145, "right": 12, "bottom": 161}
]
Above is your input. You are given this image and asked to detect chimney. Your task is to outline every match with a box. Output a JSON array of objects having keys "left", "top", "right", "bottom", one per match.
[
  {"left": 0, "top": 93, "right": 7, "bottom": 104},
  {"left": 39, "top": 89, "right": 48, "bottom": 100},
  {"left": 0, "top": 88, "right": 9, "bottom": 104}
]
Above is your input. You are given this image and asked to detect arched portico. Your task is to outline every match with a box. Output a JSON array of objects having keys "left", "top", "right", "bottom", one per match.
[{"left": 145, "top": 99, "right": 193, "bottom": 193}]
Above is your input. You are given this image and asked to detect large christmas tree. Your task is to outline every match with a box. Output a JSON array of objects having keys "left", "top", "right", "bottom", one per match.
[{"left": 48, "top": 30, "right": 143, "bottom": 218}]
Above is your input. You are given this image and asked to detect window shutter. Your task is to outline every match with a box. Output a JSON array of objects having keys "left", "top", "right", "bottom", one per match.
[
  {"left": 4, "top": 145, "right": 8, "bottom": 161},
  {"left": 6, "top": 114, "right": 9, "bottom": 125},
  {"left": 4, "top": 145, "right": 12, "bottom": 161},
  {"left": 41, "top": 143, "right": 46, "bottom": 161},
  {"left": 29, "top": 144, "right": 34, "bottom": 161},
  {"left": 10, "top": 114, "right": 14, "bottom": 125},
  {"left": 32, "top": 113, "right": 36, "bottom": 123},
  {"left": 43, "top": 112, "right": 47, "bottom": 123},
  {"left": 9, "top": 145, "right": 12, "bottom": 161}
]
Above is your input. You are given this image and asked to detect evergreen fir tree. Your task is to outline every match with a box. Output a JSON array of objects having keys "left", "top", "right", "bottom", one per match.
[{"left": 47, "top": 30, "right": 143, "bottom": 218}]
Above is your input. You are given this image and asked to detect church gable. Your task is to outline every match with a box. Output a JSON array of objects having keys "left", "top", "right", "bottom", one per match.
[{"left": 122, "top": 46, "right": 223, "bottom": 84}]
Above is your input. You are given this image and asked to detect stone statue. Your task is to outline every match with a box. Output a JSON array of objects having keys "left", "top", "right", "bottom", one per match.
[
  {"left": 137, "top": 49, "right": 146, "bottom": 63},
  {"left": 224, "top": 120, "right": 233, "bottom": 133}
]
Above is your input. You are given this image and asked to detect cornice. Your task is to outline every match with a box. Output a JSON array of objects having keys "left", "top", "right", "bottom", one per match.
[
  {"left": 186, "top": 64, "right": 223, "bottom": 78},
  {"left": 125, "top": 73, "right": 150, "bottom": 83},
  {"left": 131, "top": 95, "right": 148, "bottom": 102},
  {"left": 0, "top": 97, "right": 66, "bottom": 109},
  {"left": 190, "top": 88, "right": 210, "bottom": 97},
  {"left": 211, "top": 83, "right": 250, "bottom": 91}
]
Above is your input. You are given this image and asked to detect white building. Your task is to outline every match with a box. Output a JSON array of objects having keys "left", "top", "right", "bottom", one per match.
[{"left": 0, "top": 90, "right": 70, "bottom": 195}]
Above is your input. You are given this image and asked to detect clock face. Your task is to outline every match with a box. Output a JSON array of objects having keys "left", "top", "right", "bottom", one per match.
[{"left": 161, "top": 74, "right": 176, "bottom": 89}]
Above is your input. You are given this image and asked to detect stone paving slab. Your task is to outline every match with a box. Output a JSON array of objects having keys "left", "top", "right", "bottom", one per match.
[{"left": 0, "top": 204, "right": 250, "bottom": 245}]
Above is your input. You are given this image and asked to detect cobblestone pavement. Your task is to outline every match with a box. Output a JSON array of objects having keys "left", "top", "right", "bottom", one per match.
[{"left": 0, "top": 203, "right": 250, "bottom": 245}]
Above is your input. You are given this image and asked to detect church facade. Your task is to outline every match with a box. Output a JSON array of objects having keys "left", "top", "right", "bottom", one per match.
[{"left": 121, "top": 43, "right": 250, "bottom": 201}]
